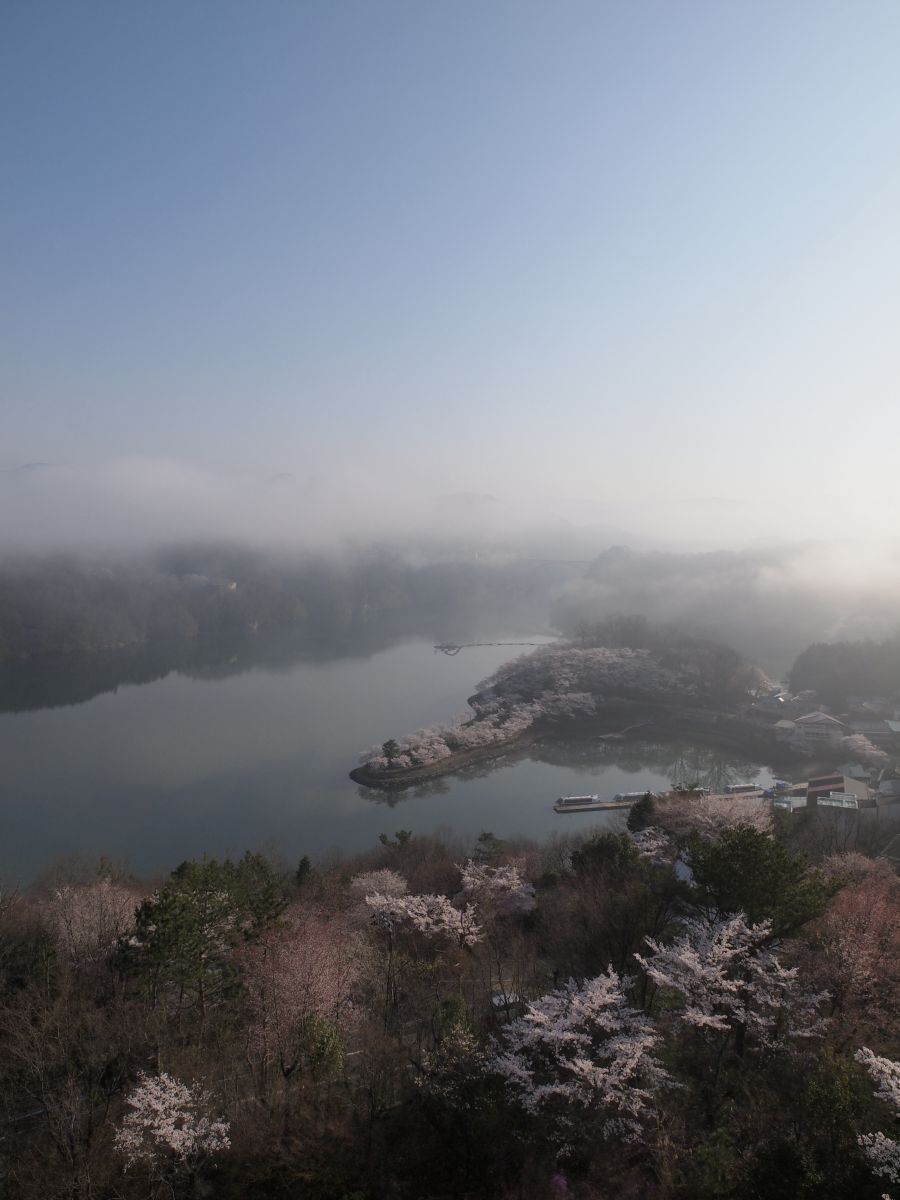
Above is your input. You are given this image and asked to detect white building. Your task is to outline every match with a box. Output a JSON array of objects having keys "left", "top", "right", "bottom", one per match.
[{"left": 790, "top": 711, "right": 847, "bottom": 748}]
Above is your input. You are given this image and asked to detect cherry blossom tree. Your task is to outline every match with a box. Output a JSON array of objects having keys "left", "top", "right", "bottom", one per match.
[
  {"left": 804, "top": 862, "right": 900, "bottom": 1029},
  {"left": 365, "top": 892, "right": 482, "bottom": 947},
  {"left": 635, "top": 913, "right": 827, "bottom": 1055},
  {"left": 628, "top": 827, "right": 673, "bottom": 861},
  {"left": 651, "top": 791, "right": 773, "bottom": 843},
  {"left": 458, "top": 859, "right": 535, "bottom": 917},
  {"left": 478, "top": 645, "right": 694, "bottom": 708},
  {"left": 114, "top": 1071, "right": 230, "bottom": 1169},
  {"left": 45, "top": 879, "right": 138, "bottom": 966},
  {"left": 841, "top": 733, "right": 888, "bottom": 766},
  {"left": 818, "top": 852, "right": 891, "bottom": 885},
  {"left": 490, "top": 967, "right": 670, "bottom": 1141},
  {"left": 855, "top": 1047, "right": 900, "bottom": 1186},
  {"left": 239, "top": 908, "right": 361, "bottom": 1083},
  {"left": 458, "top": 859, "right": 536, "bottom": 1015},
  {"left": 349, "top": 869, "right": 408, "bottom": 901}
]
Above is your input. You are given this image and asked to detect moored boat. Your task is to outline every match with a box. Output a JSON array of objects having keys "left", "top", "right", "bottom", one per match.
[{"left": 553, "top": 792, "right": 644, "bottom": 813}]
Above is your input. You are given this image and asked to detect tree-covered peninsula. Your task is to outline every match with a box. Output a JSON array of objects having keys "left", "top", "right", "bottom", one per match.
[{"left": 356, "top": 636, "right": 768, "bottom": 784}]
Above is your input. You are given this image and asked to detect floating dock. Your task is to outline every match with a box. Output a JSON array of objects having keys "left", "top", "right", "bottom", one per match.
[{"left": 553, "top": 792, "right": 644, "bottom": 813}]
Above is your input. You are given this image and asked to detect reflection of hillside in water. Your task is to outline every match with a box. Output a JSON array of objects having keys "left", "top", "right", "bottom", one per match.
[
  {"left": 0, "top": 622, "right": 446, "bottom": 714},
  {"left": 360, "top": 777, "right": 453, "bottom": 806},
  {"left": 363, "top": 735, "right": 764, "bottom": 807},
  {"left": 663, "top": 743, "right": 759, "bottom": 792},
  {"left": 533, "top": 737, "right": 761, "bottom": 790}
]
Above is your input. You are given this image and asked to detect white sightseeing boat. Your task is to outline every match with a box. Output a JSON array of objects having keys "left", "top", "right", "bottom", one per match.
[{"left": 553, "top": 791, "right": 648, "bottom": 813}]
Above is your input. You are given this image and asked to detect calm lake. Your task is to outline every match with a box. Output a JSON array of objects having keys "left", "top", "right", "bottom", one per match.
[{"left": 0, "top": 638, "right": 773, "bottom": 883}]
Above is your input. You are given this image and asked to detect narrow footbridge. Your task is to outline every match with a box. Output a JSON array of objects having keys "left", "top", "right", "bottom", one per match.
[{"left": 434, "top": 641, "right": 546, "bottom": 656}]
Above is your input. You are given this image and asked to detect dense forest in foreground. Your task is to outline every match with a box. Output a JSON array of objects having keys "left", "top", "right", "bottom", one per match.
[{"left": 2, "top": 800, "right": 899, "bottom": 1200}]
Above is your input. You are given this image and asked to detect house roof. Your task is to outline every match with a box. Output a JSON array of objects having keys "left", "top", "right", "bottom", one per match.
[
  {"left": 850, "top": 720, "right": 888, "bottom": 735},
  {"left": 795, "top": 712, "right": 845, "bottom": 727}
]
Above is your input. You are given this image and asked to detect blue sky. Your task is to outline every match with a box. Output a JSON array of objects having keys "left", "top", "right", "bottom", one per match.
[{"left": 3, "top": 1, "right": 900, "bottom": 546}]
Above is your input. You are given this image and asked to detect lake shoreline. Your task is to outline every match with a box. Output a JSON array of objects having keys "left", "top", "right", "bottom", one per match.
[
  {"left": 350, "top": 699, "right": 802, "bottom": 791},
  {"left": 350, "top": 728, "right": 543, "bottom": 789}
]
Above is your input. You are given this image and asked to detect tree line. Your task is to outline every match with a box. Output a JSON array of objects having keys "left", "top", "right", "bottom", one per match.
[
  {"left": 0, "top": 544, "right": 559, "bottom": 664},
  {"left": 789, "top": 636, "right": 900, "bottom": 708},
  {"left": 1, "top": 798, "right": 899, "bottom": 1199}
]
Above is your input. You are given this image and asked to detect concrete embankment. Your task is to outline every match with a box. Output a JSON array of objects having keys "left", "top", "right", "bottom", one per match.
[{"left": 350, "top": 729, "right": 540, "bottom": 790}]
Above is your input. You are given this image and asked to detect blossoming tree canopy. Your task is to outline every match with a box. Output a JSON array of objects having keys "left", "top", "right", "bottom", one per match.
[
  {"left": 855, "top": 1047, "right": 900, "bottom": 1185},
  {"left": 490, "top": 967, "right": 670, "bottom": 1140},
  {"left": 458, "top": 859, "right": 536, "bottom": 916},
  {"left": 349, "top": 868, "right": 408, "bottom": 900},
  {"left": 635, "top": 913, "right": 828, "bottom": 1047},
  {"left": 364, "top": 891, "right": 482, "bottom": 946},
  {"left": 238, "top": 909, "right": 362, "bottom": 1077},
  {"left": 114, "top": 1072, "right": 230, "bottom": 1168}
]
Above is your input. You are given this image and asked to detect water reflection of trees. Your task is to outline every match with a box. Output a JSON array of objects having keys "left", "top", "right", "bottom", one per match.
[
  {"left": 0, "top": 623, "right": 443, "bottom": 714},
  {"left": 361, "top": 748, "right": 529, "bottom": 805},
  {"left": 664, "top": 743, "right": 758, "bottom": 793},
  {"left": 361, "top": 735, "right": 765, "bottom": 807}
]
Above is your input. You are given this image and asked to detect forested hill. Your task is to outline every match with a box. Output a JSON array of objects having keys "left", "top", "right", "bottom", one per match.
[
  {"left": 0, "top": 546, "right": 564, "bottom": 663},
  {"left": 551, "top": 545, "right": 900, "bottom": 677},
  {"left": 789, "top": 637, "right": 900, "bottom": 706}
]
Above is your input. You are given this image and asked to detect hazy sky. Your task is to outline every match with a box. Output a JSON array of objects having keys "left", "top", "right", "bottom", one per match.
[{"left": 4, "top": 1, "right": 900, "bottom": 547}]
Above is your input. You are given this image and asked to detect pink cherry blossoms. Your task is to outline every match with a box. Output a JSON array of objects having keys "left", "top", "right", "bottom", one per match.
[
  {"left": 359, "top": 704, "right": 538, "bottom": 775},
  {"left": 651, "top": 791, "right": 773, "bottom": 841},
  {"left": 635, "top": 914, "right": 827, "bottom": 1045},
  {"left": 490, "top": 967, "right": 670, "bottom": 1140},
  {"left": 365, "top": 891, "right": 482, "bottom": 947},
  {"left": 479, "top": 644, "right": 694, "bottom": 708},
  {"left": 855, "top": 1047, "right": 900, "bottom": 1185},
  {"left": 239, "top": 909, "right": 361, "bottom": 1076},
  {"left": 628, "top": 827, "right": 673, "bottom": 860},
  {"left": 349, "top": 869, "right": 408, "bottom": 901},
  {"left": 840, "top": 733, "right": 889, "bottom": 766},
  {"left": 458, "top": 859, "right": 536, "bottom": 917},
  {"left": 114, "top": 1071, "right": 230, "bottom": 1168}
]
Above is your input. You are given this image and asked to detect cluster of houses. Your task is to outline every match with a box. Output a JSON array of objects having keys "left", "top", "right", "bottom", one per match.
[
  {"left": 768, "top": 771, "right": 898, "bottom": 814},
  {"left": 749, "top": 688, "right": 900, "bottom": 814},
  {"left": 754, "top": 692, "right": 900, "bottom": 751}
]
